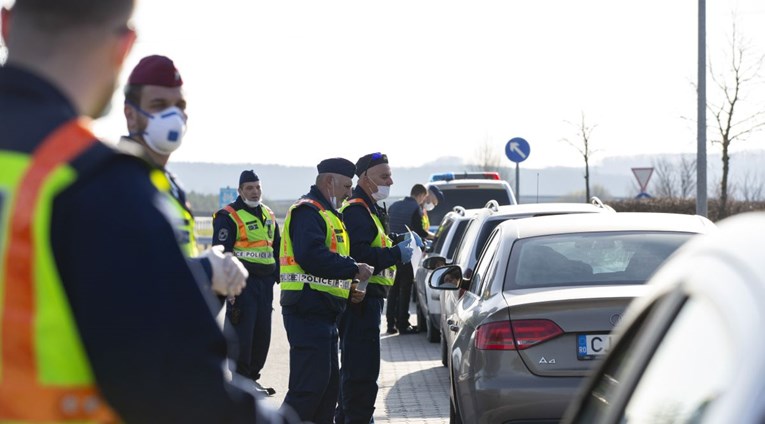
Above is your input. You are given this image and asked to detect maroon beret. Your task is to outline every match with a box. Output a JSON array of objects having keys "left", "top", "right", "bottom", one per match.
[{"left": 127, "top": 55, "right": 183, "bottom": 87}]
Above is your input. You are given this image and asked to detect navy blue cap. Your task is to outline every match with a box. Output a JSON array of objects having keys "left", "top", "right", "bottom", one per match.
[
  {"left": 317, "top": 158, "right": 356, "bottom": 178},
  {"left": 239, "top": 170, "right": 259, "bottom": 186},
  {"left": 355, "top": 152, "right": 389, "bottom": 177},
  {"left": 428, "top": 185, "right": 445, "bottom": 202}
]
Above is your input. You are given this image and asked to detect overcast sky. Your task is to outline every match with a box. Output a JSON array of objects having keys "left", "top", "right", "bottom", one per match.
[{"left": 4, "top": 0, "right": 765, "bottom": 170}]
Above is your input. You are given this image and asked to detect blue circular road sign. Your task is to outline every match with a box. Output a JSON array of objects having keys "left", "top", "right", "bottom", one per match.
[{"left": 505, "top": 137, "right": 530, "bottom": 163}]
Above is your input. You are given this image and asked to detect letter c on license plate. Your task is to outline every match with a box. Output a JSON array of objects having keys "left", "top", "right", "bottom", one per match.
[{"left": 577, "top": 334, "right": 612, "bottom": 360}]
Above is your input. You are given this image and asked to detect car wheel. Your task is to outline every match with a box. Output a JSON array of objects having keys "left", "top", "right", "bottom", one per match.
[
  {"left": 426, "top": 314, "right": 441, "bottom": 343},
  {"left": 440, "top": 334, "right": 448, "bottom": 367}
]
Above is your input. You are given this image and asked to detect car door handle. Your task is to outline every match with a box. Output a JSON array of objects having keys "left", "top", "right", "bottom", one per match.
[
  {"left": 449, "top": 324, "right": 459, "bottom": 332},
  {"left": 447, "top": 319, "right": 455, "bottom": 326}
]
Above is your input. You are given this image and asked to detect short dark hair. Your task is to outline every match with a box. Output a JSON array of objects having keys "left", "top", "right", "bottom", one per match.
[
  {"left": 410, "top": 184, "right": 427, "bottom": 197},
  {"left": 124, "top": 84, "right": 143, "bottom": 106},
  {"left": 14, "top": 0, "right": 134, "bottom": 31}
]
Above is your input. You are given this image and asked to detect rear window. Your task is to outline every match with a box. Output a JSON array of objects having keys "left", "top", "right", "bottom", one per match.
[
  {"left": 428, "top": 187, "right": 511, "bottom": 226},
  {"left": 505, "top": 232, "right": 694, "bottom": 289}
]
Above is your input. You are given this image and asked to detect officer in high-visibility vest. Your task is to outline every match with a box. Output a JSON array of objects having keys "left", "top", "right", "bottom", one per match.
[
  {"left": 280, "top": 158, "right": 373, "bottom": 424},
  {"left": 0, "top": 1, "right": 283, "bottom": 421},
  {"left": 119, "top": 55, "right": 198, "bottom": 257},
  {"left": 213, "top": 170, "right": 280, "bottom": 396},
  {"left": 421, "top": 184, "right": 445, "bottom": 238},
  {"left": 334, "top": 152, "right": 420, "bottom": 424}
]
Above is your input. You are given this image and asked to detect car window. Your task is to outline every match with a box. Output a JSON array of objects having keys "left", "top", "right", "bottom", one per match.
[
  {"left": 432, "top": 217, "right": 455, "bottom": 254},
  {"left": 428, "top": 187, "right": 511, "bottom": 225},
  {"left": 473, "top": 218, "right": 504, "bottom": 261},
  {"left": 620, "top": 295, "right": 733, "bottom": 423},
  {"left": 469, "top": 232, "right": 500, "bottom": 296},
  {"left": 451, "top": 217, "right": 480, "bottom": 270},
  {"left": 445, "top": 219, "right": 469, "bottom": 260},
  {"left": 506, "top": 232, "right": 694, "bottom": 289}
]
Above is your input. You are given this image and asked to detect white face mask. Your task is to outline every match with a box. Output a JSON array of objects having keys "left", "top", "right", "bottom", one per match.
[
  {"left": 423, "top": 202, "right": 435, "bottom": 211},
  {"left": 243, "top": 199, "right": 261, "bottom": 208},
  {"left": 371, "top": 184, "right": 390, "bottom": 201},
  {"left": 134, "top": 105, "right": 187, "bottom": 155}
]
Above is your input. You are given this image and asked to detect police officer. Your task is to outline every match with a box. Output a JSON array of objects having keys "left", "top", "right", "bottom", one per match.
[
  {"left": 213, "top": 170, "right": 280, "bottom": 395},
  {"left": 0, "top": 1, "right": 286, "bottom": 421},
  {"left": 280, "top": 158, "right": 373, "bottom": 424},
  {"left": 386, "top": 183, "right": 432, "bottom": 334},
  {"left": 421, "top": 185, "right": 445, "bottom": 239},
  {"left": 119, "top": 55, "right": 198, "bottom": 257},
  {"left": 335, "top": 153, "right": 419, "bottom": 424}
]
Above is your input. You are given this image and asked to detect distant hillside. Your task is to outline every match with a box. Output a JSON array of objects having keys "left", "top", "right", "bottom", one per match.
[{"left": 167, "top": 150, "right": 765, "bottom": 202}]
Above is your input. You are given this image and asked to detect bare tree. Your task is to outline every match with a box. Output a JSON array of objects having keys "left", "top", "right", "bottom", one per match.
[
  {"left": 708, "top": 21, "right": 765, "bottom": 218},
  {"left": 651, "top": 158, "right": 677, "bottom": 198},
  {"left": 471, "top": 138, "right": 511, "bottom": 180},
  {"left": 562, "top": 112, "right": 598, "bottom": 202},
  {"left": 678, "top": 155, "right": 697, "bottom": 198}
]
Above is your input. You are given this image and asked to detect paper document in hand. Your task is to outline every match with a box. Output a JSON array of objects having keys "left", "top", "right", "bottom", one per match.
[{"left": 405, "top": 225, "right": 423, "bottom": 266}]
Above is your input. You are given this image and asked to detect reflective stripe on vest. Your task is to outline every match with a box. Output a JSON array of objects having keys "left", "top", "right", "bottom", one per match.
[
  {"left": 280, "top": 198, "right": 351, "bottom": 299},
  {"left": 170, "top": 194, "right": 197, "bottom": 257},
  {"left": 223, "top": 204, "right": 276, "bottom": 265},
  {"left": 0, "top": 118, "right": 119, "bottom": 422},
  {"left": 340, "top": 198, "right": 396, "bottom": 286}
]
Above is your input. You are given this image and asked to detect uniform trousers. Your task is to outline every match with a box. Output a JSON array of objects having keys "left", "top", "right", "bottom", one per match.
[
  {"left": 225, "top": 273, "right": 274, "bottom": 381},
  {"left": 386, "top": 262, "right": 413, "bottom": 330},
  {"left": 282, "top": 305, "right": 341, "bottom": 424},
  {"left": 335, "top": 296, "right": 384, "bottom": 424}
]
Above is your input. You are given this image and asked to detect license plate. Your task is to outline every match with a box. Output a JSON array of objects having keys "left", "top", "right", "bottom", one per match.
[{"left": 577, "top": 334, "right": 612, "bottom": 360}]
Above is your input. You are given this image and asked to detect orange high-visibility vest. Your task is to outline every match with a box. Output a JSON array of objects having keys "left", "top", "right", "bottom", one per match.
[{"left": 0, "top": 119, "right": 119, "bottom": 422}]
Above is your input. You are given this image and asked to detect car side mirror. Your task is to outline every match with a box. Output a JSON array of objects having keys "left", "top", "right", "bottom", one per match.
[
  {"left": 422, "top": 256, "right": 446, "bottom": 270},
  {"left": 429, "top": 265, "right": 462, "bottom": 290}
]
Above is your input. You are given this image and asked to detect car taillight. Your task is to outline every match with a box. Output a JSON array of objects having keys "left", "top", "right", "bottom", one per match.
[{"left": 475, "top": 319, "right": 563, "bottom": 350}]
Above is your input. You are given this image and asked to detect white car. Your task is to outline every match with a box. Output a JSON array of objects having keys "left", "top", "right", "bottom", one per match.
[{"left": 414, "top": 206, "right": 481, "bottom": 343}]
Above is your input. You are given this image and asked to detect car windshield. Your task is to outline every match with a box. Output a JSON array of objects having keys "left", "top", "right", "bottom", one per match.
[
  {"left": 505, "top": 232, "right": 694, "bottom": 289},
  {"left": 428, "top": 188, "right": 511, "bottom": 226}
]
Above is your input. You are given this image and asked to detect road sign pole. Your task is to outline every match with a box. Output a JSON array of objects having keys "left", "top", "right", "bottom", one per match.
[
  {"left": 505, "top": 137, "right": 530, "bottom": 204},
  {"left": 515, "top": 163, "right": 520, "bottom": 203}
]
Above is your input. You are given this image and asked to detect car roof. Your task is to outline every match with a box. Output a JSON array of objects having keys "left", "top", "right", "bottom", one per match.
[
  {"left": 496, "top": 212, "right": 716, "bottom": 239},
  {"left": 441, "top": 206, "right": 483, "bottom": 223},
  {"left": 429, "top": 178, "right": 512, "bottom": 188},
  {"left": 482, "top": 202, "right": 609, "bottom": 218}
]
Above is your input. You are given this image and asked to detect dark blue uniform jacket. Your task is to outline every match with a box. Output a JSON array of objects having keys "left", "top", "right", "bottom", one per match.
[
  {"left": 279, "top": 186, "right": 359, "bottom": 316},
  {"left": 341, "top": 187, "right": 402, "bottom": 298},
  {"left": 387, "top": 196, "right": 428, "bottom": 239},
  {"left": 0, "top": 65, "right": 258, "bottom": 423}
]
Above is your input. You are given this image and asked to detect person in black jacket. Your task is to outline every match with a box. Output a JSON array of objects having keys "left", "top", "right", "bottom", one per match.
[{"left": 386, "top": 184, "right": 431, "bottom": 334}]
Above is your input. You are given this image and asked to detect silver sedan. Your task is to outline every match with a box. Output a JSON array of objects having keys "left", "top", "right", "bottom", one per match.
[{"left": 431, "top": 212, "right": 716, "bottom": 424}]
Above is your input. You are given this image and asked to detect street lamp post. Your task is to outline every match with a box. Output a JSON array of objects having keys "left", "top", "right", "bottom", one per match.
[{"left": 696, "top": 0, "right": 708, "bottom": 217}]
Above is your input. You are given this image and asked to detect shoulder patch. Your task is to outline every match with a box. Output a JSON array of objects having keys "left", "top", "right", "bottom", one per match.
[{"left": 217, "top": 228, "right": 229, "bottom": 242}]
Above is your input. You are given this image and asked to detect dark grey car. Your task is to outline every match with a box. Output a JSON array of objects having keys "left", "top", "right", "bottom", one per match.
[{"left": 430, "top": 212, "right": 715, "bottom": 424}]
